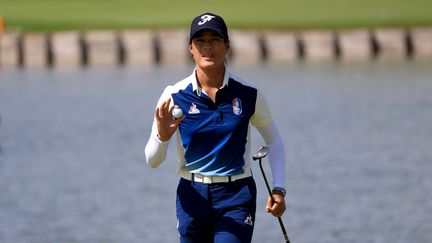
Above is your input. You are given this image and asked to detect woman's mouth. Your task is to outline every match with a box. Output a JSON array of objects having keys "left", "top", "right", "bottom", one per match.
[{"left": 202, "top": 54, "right": 215, "bottom": 58}]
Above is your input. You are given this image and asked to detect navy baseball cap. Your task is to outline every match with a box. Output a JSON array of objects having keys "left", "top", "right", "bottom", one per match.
[{"left": 189, "top": 12, "right": 229, "bottom": 43}]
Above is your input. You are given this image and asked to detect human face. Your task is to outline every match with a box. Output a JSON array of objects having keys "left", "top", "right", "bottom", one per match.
[{"left": 189, "top": 30, "right": 229, "bottom": 70}]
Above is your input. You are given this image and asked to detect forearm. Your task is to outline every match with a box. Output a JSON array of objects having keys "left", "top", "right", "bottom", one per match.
[
  {"left": 145, "top": 88, "right": 177, "bottom": 168},
  {"left": 145, "top": 123, "right": 170, "bottom": 168},
  {"left": 256, "top": 121, "right": 286, "bottom": 189},
  {"left": 267, "top": 131, "right": 286, "bottom": 189}
]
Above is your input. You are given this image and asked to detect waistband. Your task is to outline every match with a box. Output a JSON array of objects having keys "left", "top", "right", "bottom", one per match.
[{"left": 178, "top": 169, "right": 252, "bottom": 184}]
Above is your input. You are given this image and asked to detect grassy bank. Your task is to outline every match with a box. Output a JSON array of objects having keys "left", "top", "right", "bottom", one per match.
[{"left": 1, "top": 0, "right": 432, "bottom": 32}]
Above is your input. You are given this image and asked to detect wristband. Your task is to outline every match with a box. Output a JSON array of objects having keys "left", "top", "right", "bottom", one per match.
[{"left": 272, "top": 187, "right": 286, "bottom": 197}]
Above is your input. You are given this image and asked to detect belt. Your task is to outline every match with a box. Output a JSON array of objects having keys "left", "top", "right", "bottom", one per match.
[{"left": 178, "top": 169, "right": 252, "bottom": 184}]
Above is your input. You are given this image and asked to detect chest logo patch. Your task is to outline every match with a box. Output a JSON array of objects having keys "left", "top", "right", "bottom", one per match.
[
  {"left": 232, "top": 98, "right": 242, "bottom": 115},
  {"left": 188, "top": 103, "right": 200, "bottom": 114}
]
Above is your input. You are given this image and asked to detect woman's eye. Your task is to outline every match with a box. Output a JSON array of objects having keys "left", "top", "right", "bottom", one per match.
[{"left": 193, "top": 40, "right": 203, "bottom": 45}]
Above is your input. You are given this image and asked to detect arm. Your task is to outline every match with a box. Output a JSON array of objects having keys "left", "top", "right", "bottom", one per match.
[
  {"left": 145, "top": 89, "right": 185, "bottom": 168},
  {"left": 251, "top": 90, "right": 287, "bottom": 217},
  {"left": 251, "top": 90, "right": 286, "bottom": 189},
  {"left": 144, "top": 119, "right": 170, "bottom": 168},
  {"left": 255, "top": 121, "right": 286, "bottom": 189}
]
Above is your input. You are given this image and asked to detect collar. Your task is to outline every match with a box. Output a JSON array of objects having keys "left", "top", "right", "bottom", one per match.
[{"left": 191, "top": 68, "right": 230, "bottom": 97}]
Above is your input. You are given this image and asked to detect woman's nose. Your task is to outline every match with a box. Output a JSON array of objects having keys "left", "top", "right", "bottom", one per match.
[{"left": 202, "top": 40, "right": 212, "bottom": 49}]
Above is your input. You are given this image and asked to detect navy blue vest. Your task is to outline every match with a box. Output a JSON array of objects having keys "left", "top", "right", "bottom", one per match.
[{"left": 172, "top": 78, "right": 257, "bottom": 176}]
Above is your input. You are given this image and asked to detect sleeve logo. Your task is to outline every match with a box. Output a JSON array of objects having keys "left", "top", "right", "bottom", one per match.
[{"left": 232, "top": 98, "right": 242, "bottom": 115}]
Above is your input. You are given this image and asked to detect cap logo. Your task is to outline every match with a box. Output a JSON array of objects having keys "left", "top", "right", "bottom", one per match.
[{"left": 198, "top": 14, "right": 216, "bottom": 25}]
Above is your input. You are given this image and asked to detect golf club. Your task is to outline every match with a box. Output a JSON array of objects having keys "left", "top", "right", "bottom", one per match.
[{"left": 253, "top": 146, "right": 291, "bottom": 243}]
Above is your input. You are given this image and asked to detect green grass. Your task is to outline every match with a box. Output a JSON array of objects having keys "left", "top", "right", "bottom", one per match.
[{"left": 1, "top": 0, "right": 432, "bottom": 32}]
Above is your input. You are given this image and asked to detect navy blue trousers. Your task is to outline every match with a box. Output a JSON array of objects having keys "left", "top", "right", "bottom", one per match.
[{"left": 176, "top": 177, "right": 257, "bottom": 243}]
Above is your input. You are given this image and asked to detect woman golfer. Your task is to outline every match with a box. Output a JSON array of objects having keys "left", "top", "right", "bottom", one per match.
[{"left": 145, "top": 12, "right": 287, "bottom": 243}]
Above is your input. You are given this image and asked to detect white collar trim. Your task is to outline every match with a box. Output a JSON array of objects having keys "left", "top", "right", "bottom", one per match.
[{"left": 191, "top": 68, "right": 230, "bottom": 96}]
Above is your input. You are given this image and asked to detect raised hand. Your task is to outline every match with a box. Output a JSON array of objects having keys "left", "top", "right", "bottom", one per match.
[{"left": 155, "top": 98, "right": 185, "bottom": 142}]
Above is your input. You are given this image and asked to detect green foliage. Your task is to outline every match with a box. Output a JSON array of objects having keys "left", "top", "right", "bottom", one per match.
[{"left": 1, "top": 0, "right": 431, "bottom": 31}]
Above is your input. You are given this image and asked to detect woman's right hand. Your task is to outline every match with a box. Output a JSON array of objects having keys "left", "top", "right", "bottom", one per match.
[{"left": 155, "top": 98, "right": 185, "bottom": 142}]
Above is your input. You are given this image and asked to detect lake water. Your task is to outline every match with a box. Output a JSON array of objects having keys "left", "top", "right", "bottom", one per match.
[{"left": 1, "top": 60, "right": 432, "bottom": 243}]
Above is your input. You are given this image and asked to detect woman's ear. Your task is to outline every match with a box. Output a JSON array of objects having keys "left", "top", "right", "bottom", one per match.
[{"left": 189, "top": 43, "right": 193, "bottom": 55}]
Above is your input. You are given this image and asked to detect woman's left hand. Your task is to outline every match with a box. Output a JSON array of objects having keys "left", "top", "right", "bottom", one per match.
[{"left": 265, "top": 194, "right": 286, "bottom": 217}]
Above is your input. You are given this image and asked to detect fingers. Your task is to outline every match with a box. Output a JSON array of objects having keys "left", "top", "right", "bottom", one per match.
[
  {"left": 154, "top": 98, "right": 184, "bottom": 142},
  {"left": 265, "top": 195, "right": 286, "bottom": 217},
  {"left": 156, "top": 98, "right": 172, "bottom": 120},
  {"left": 265, "top": 196, "right": 273, "bottom": 213}
]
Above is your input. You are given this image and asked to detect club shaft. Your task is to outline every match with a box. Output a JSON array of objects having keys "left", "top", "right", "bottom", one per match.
[
  {"left": 278, "top": 217, "right": 290, "bottom": 243},
  {"left": 259, "top": 160, "right": 291, "bottom": 243}
]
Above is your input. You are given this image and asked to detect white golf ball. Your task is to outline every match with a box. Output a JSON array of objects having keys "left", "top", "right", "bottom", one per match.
[{"left": 172, "top": 107, "right": 183, "bottom": 119}]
